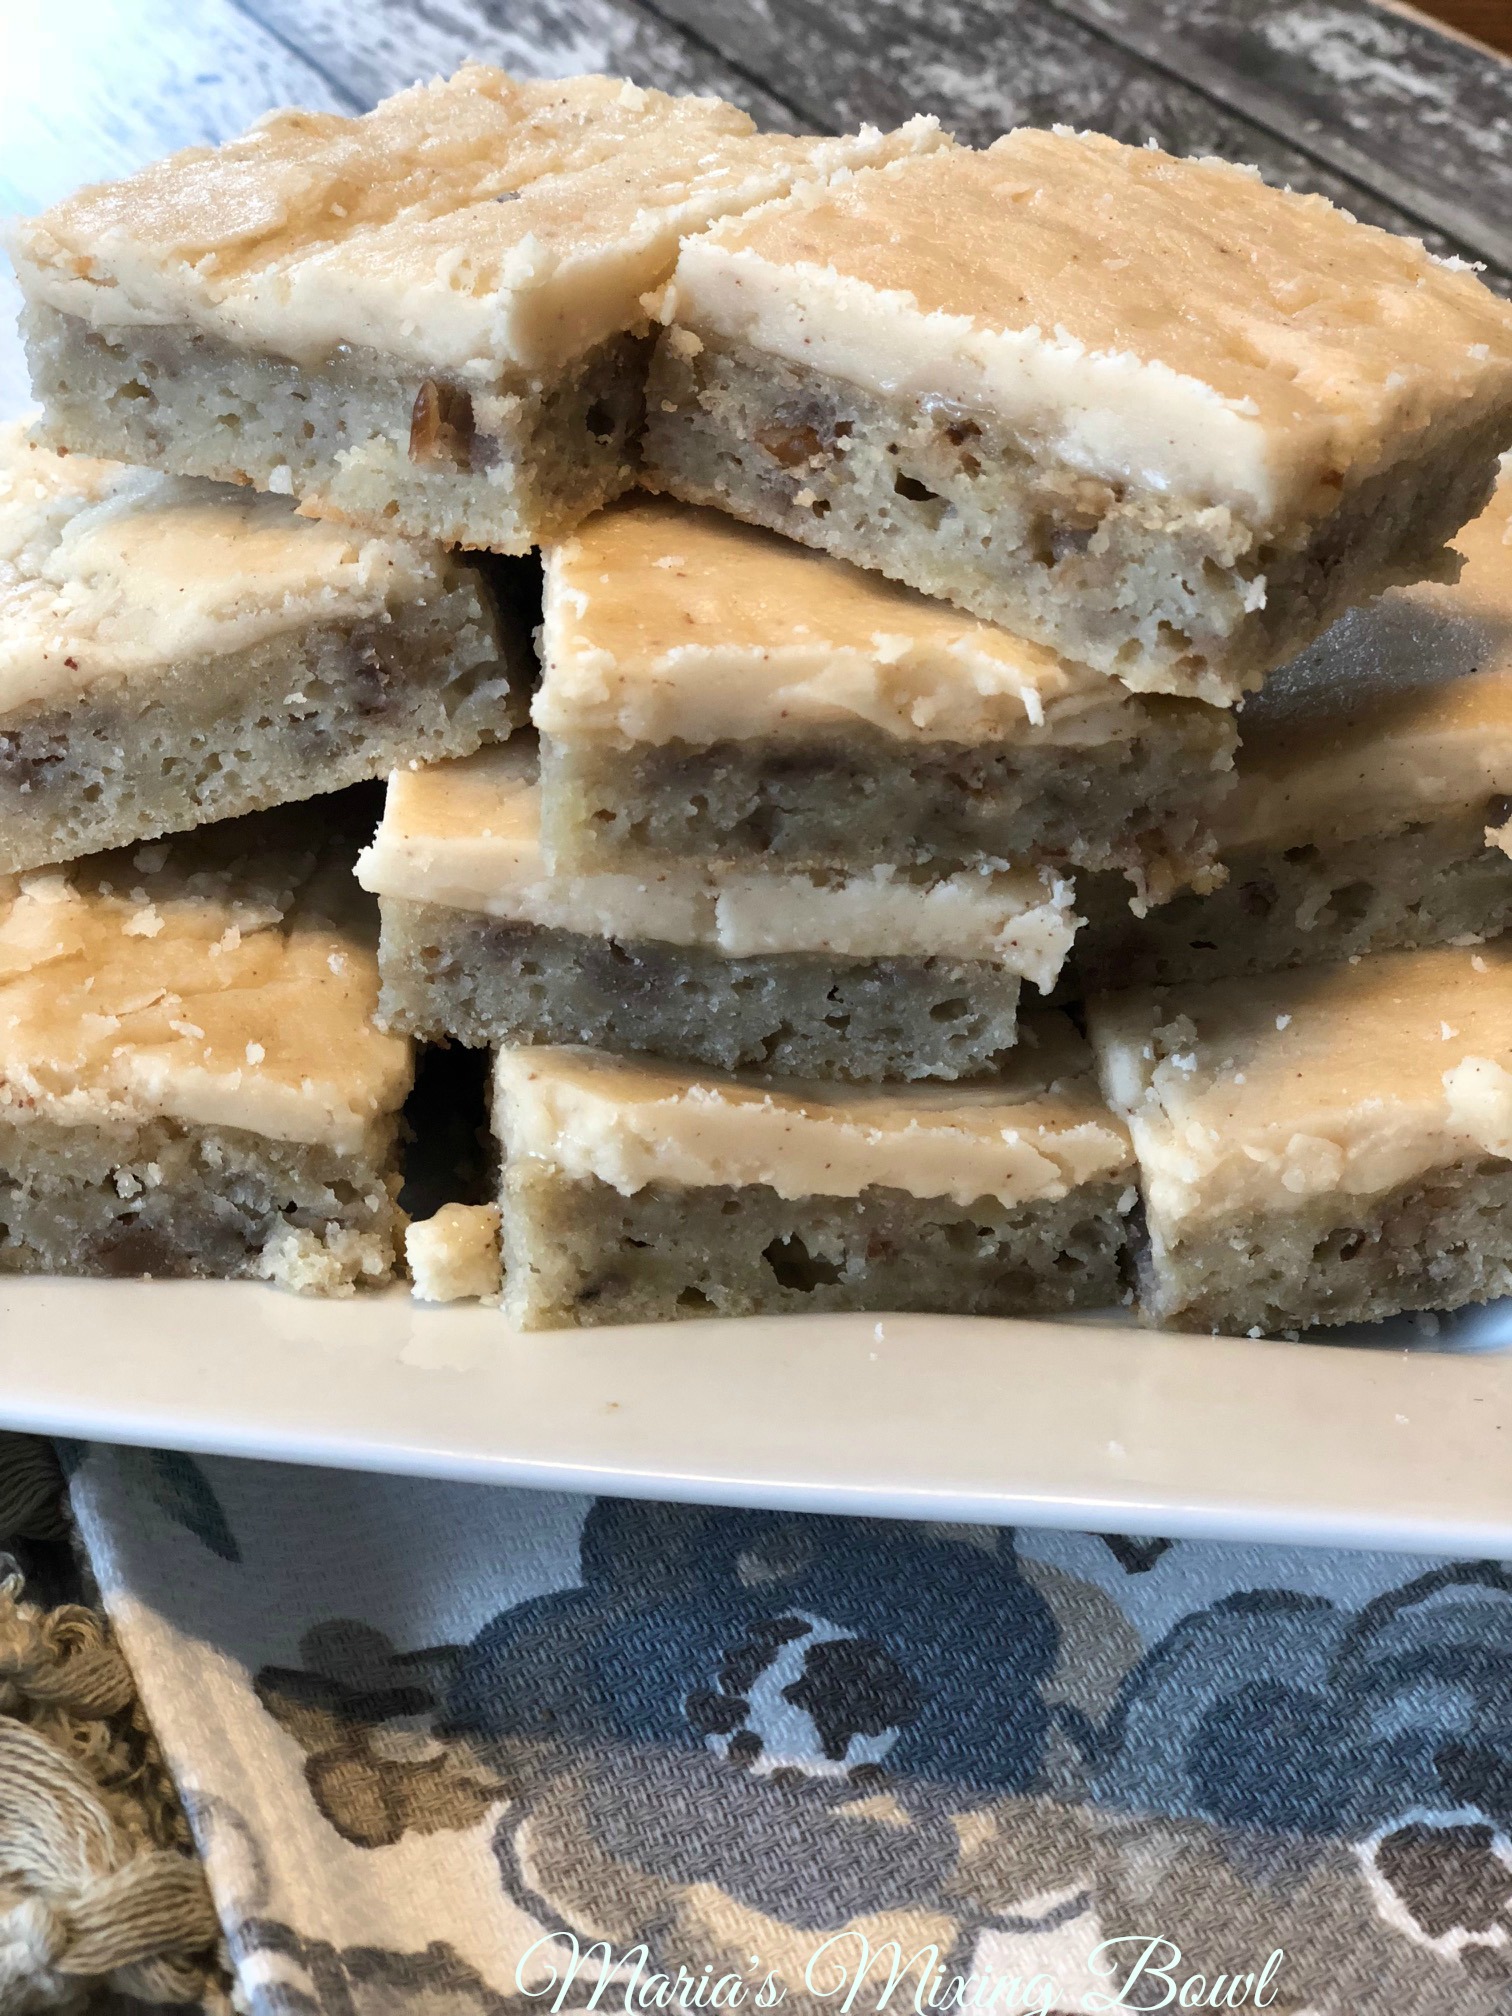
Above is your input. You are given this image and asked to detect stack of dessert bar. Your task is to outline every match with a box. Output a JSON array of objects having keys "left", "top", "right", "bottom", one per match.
[
  {"left": 7, "top": 63, "right": 1512, "bottom": 1340},
  {"left": 0, "top": 68, "right": 939, "bottom": 1297},
  {"left": 1078, "top": 477, "right": 1512, "bottom": 1337}
]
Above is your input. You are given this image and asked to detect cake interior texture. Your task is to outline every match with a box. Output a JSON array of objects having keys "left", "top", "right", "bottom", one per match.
[
  {"left": 377, "top": 898, "right": 1025, "bottom": 1081},
  {"left": 0, "top": 1113, "right": 404, "bottom": 1293},
  {"left": 21, "top": 305, "right": 649, "bottom": 554},
  {"left": 1130, "top": 1163, "right": 1512, "bottom": 1335},
  {"left": 1074, "top": 809, "right": 1512, "bottom": 992},
  {"left": 643, "top": 330, "right": 1500, "bottom": 703},
  {"left": 502, "top": 1169, "right": 1128, "bottom": 1329},
  {"left": 0, "top": 570, "right": 520, "bottom": 875},
  {"left": 537, "top": 714, "right": 1228, "bottom": 893}
]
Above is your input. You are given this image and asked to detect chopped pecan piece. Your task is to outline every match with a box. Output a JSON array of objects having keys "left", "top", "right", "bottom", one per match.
[
  {"left": 409, "top": 380, "right": 476, "bottom": 470},
  {"left": 754, "top": 422, "right": 824, "bottom": 469}
]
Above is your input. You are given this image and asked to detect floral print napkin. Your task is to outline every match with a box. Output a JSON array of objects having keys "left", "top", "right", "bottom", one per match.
[{"left": 64, "top": 1445, "right": 1512, "bottom": 2016}]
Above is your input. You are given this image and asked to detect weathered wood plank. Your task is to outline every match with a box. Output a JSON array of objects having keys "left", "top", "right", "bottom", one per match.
[
  {"left": 641, "top": 0, "right": 1509, "bottom": 285},
  {"left": 1395, "top": 0, "right": 1512, "bottom": 59},
  {"left": 642, "top": 0, "right": 1503, "bottom": 263},
  {"left": 0, "top": 0, "right": 352, "bottom": 218},
  {"left": 1040, "top": 0, "right": 1512, "bottom": 272},
  {"left": 235, "top": 0, "right": 803, "bottom": 129},
  {"left": 0, "top": 0, "right": 349, "bottom": 421}
]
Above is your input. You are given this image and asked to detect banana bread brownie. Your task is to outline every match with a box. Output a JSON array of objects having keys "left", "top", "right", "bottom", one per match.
[
  {"left": 10, "top": 66, "right": 941, "bottom": 552},
  {"left": 493, "top": 1019, "right": 1134, "bottom": 1328},
  {"left": 1076, "top": 476, "right": 1512, "bottom": 990},
  {"left": 358, "top": 739, "right": 1077, "bottom": 1080},
  {"left": 0, "top": 805, "right": 412, "bottom": 1292},
  {"left": 0, "top": 425, "right": 522, "bottom": 875},
  {"left": 1090, "top": 943, "right": 1512, "bottom": 1334},
  {"left": 644, "top": 130, "right": 1512, "bottom": 702},
  {"left": 534, "top": 496, "right": 1235, "bottom": 902}
]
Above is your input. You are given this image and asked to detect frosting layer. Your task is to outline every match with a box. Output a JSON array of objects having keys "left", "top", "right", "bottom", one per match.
[
  {"left": 0, "top": 424, "right": 443, "bottom": 713},
  {"left": 357, "top": 743, "right": 1077, "bottom": 985},
  {"left": 494, "top": 1019, "right": 1131, "bottom": 1207},
  {"left": 1223, "top": 475, "right": 1512, "bottom": 851},
  {"left": 1090, "top": 942, "right": 1512, "bottom": 1235},
  {"left": 534, "top": 496, "right": 1174, "bottom": 748},
  {"left": 11, "top": 67, "right": 942, "bottom": 377},
  {"left": 0, "top": 814, "right": 411, "bottom": 1149},
  {"left": 669, "top": 130, "right": 1512, "bottom": 524}
]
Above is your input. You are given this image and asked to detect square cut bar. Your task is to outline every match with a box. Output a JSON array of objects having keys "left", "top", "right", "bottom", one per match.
[
  {"left": 643, "top": 130, "right": 1512, "bottom": 704},
  {"left": 534, "top": 496, "right": 1235, "bottom": 898},
  {"left": 1076, "top": 475, "right": 1512, "bottom": 990},
  {"left": 9, "top": 65, "right": 942, "bottom": 553},
  {"left": 1089, "top": 944, "right": 1512, "bottom": 1334},
  {"left": 357, "top": 739, "right": 1077, "bottom": 1081},
  {"left": 492, "top": 1021, "right": 1133, "bottom": 1328},
  {"left": 0, "top": 426, "right": 524, "bottom": 875},
  {"left": 0, "top": 805, "right": 413, "bottom": 1292}
]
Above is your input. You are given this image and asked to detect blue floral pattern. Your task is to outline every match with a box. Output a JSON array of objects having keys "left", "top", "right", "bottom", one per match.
[
  {"left": 1093, "top": 1564, "right": 1512, "bottom": 2011},
  {"left": 448, "top": 1501, "right": 1062, "bottom": 1788},
  {"left": 63, "top": 1451, "right": 1512, "bottom": 2016}
]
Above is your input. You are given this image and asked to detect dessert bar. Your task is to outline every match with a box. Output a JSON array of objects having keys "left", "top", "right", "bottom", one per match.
[
  {"left": 1076, "top": 477, "right": 1512, "bottom": 989},
  {"left": 492, "top": 1020, "right": 1133, "bottom": 1327},
  {"left": 644, "top": 130, "right": 1512, "bottom": 702},
  {"left": 1089, "top": 943, "right": 1512, "bottom": 1333},
  {"left": 357, "top": 740, "right": 1075, "bottom": 1080},
  {"left": 534, "top": 497, "right": 1235, "bottom": 899},
  {"left": 0, "top": 427, "right": 522, "bottom": 875},
  {"left": 10, "top": 66, "right": 940, "bottom": 552},
  {"left": 0, "top": 805, "right": 412, "bottom": 1292}
]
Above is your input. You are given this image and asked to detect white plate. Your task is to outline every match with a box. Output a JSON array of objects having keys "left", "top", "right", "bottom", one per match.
[{"left": 1, "top": 1278, "right": 1508, "bottom": 1552}]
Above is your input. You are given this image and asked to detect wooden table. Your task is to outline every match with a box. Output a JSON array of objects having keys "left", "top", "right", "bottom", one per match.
[
  {"left": 2, "top": 0, "right": 1511, "bottom": 422},
  {"left": 1414, "top": 0, "right": 1512, "bottom": 56}
]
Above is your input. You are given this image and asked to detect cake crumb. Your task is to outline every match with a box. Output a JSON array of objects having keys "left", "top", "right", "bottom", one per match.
[
  {"left": 407, "top": 1202, "right": 502, "bottom": 1304},
  {"left": 257, "top": 1222, "right": 384, "bottom": 1297}
]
